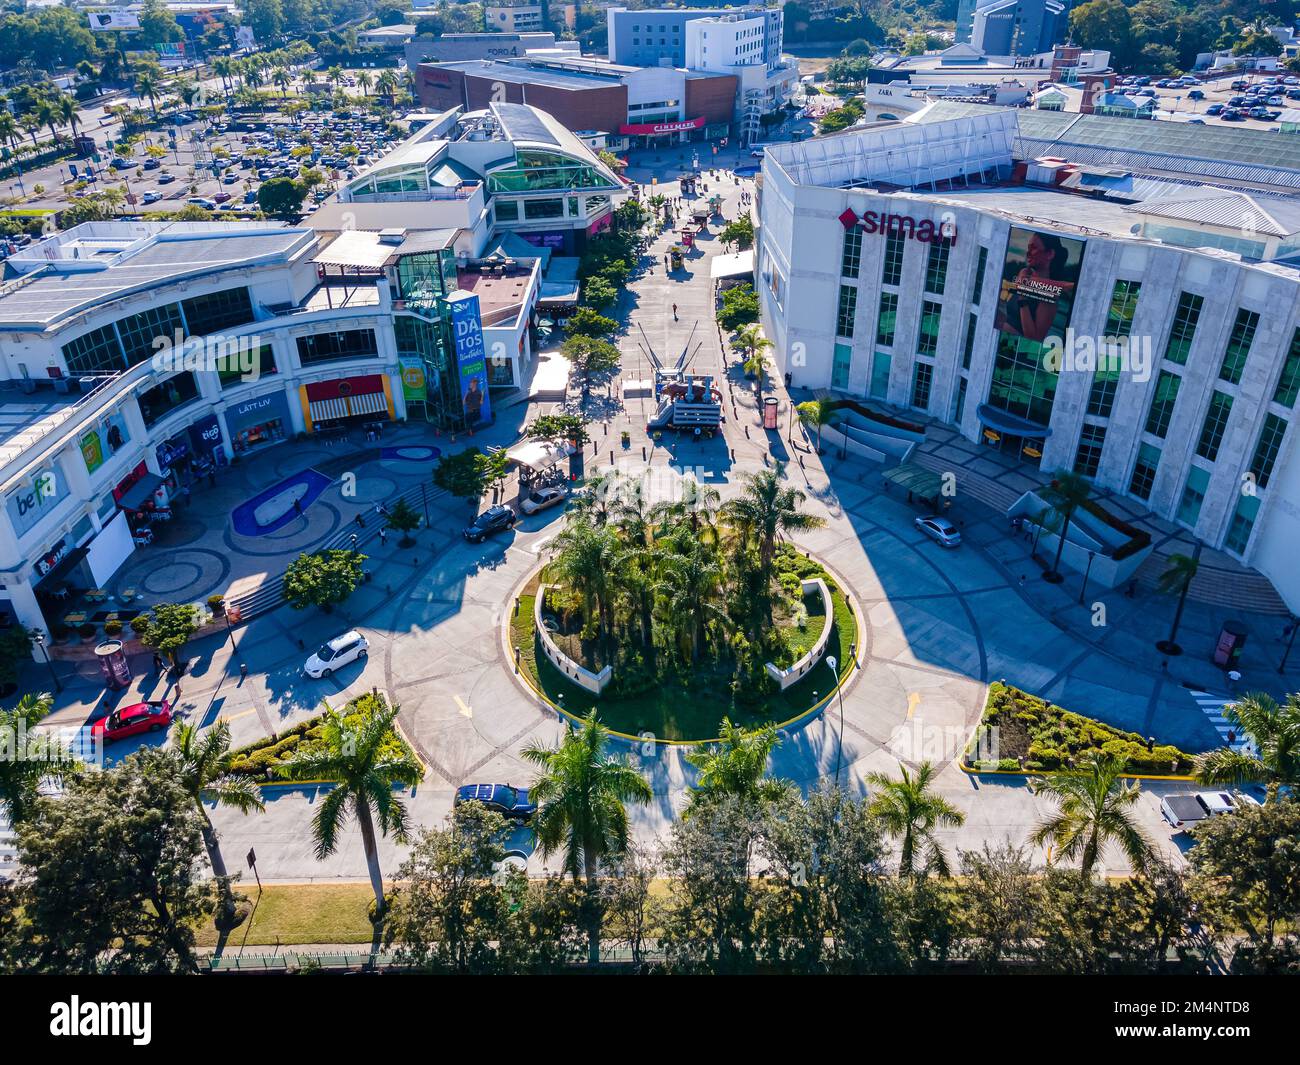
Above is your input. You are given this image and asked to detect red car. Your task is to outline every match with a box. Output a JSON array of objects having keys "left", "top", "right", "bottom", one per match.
[{"left": 91, "top": 701, "right": 172, "bottom": 744}]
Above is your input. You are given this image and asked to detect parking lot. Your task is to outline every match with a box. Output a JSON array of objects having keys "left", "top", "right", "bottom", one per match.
[{"left": 1113, "top": 70, "right": 1300, "bottom": 129}]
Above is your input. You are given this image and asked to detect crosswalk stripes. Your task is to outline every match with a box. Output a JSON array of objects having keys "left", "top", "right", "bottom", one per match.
[{"left": 1188, "top": 690, "right": 1253, "bottom": 753}]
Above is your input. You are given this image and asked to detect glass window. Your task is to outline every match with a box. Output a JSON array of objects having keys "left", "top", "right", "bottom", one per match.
[
  {"left": 841, "top": 225, "right": 861, "bottom": 279},
  {"left": 954, "top": 375, "right": 968, "bottom": 423},
  {"left": 962, "top": 312, "right": 978, "bottom": 370},
  {"left": 137, "top": 372, "right": 200, "bottom": 428},
  {"left": 1163, "top": 291, "right": 1202, "bottom": 366},
  {"left": 1225, "top": 494, "right": 1261, "bottom": 555},
  {"left": 1219, "top": 308, "right": 1259, "bottom": 385},
  {"left": 831, "top": 342, "right": 852, "bottom": 390},
  {"left": 1086, "top": 366, "right": 1118, "bottom": 418},
  {"left": 924, "top": 240, "right": 949, "bottom": 295},
  {"left": 296, "top": 328, "right": 379, "bottom": 365},
  {"left": 1176, "top": 465, "right": 1211, "bottom": 527},
  {"left": 1273, "top": 327, "right": 1300, "bottom": 407},
  {"left": 494, "top": 199, "right": 520, "bottom": 222},
  {"left": 181, "top": 287, "right": 254, "bottom": 336},
  {"left": 1074, "top": 423, "right": 1106, "bottom": 478},
  {"left": 917, "top": 299, "right": 941, "bottom": 357},
  {"left": 911, "top": 361, "right": 933, "bottom": 409},
  {"left": 117, "top": 303, "right": 184, "bottom": 366},
  {"left": 487, "top": 150, "right": 612, "bottom": 194},
  {"left": 870, "top": 351, "right": 891, "bottom": 399},
  {"left": 881, "top": 231, "right": 905, "bottom": 287},
  {"left": 1129, "top": 442, "right": 1161, "bottom": 500},
  {"left": 218, "top": 343, "right": 277, "bottom": 388},
  {"left": 1196, "top": 390, "right": 1234, "bottom": 461},
  {"left": 62, "top": 324, "right": 125, "bottom": 375},
  {"left": 523, "top": 198, "right": 565, "bottom": 220},
  {"left": 1143, "top": 370, "right": 1181, "bottom": 438},
  {"left": 836, "top": 284, "right": 858, "bottom": 338},
  {"left": 1105, "top": 280, "right": 1141, "bottom": 338},
  {"left": 988, "top": 333, "right": 1056, "bottom": 427},
  {"left": 1249, "top": 413, "right": 1288, "bottom": 489},
  {"left": 876, "top": 292, "right": 897, "bottom": 347},
  {"left": 971, "top": 246, "right": 988, "bottom": 307}
]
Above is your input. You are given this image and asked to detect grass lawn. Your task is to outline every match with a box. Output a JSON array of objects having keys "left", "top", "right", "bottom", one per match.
[
  {"left": 514, "top": 578, "right": 857, "bottom": 742},
  {"left": 192, "top": 884, "right": 378, "bottom": 947}
]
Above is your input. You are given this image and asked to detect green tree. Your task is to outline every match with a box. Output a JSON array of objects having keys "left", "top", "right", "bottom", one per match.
[
  {"left": 0, "top": 692, "right": 73, "bottom": 826},
  {"left": 866, "top": 761, "right": 965, "bottom": 877},
  {"left": 737, "top": 323, "right": 773, "bottom": 399},
  {"left": 720, "top": 215, "right": 754, "bottom": 251},
  {"left": 1194, "top": 691, "right": 1300, "bottom": 803},
  {"left": 528, "top": 412, "right": 590, "bottom": 446},
  {"left": 656, "top": 549, "right": 729, "bottom": 661},
  {"left": 721, "top": 465, "right": 825, "bottom": 597},
  {"left": 717, "top": 282, "right": 760, "bottom": 330},
  {"left": 1039, "top": 469, "right": 1093, "bottom": 584},
  {"left": 433, "top": 447, "right": 504, "bottom": 503},
  {"left": 566, "top": 305, "right": 618, "bottom": 339},
  {"left": 521, "top": 711, "right": 653, "bottom": 962},
  {"left": 282, "top": 548, "right": 366, "bottom": 613},
  {"left": 581, "top": 276, "right": 618, "bottom": 310},
  {"left": 560, "top": 335, "right": 621, "bottom": 401},
  {"left": 1154, "top": 552, "right": 1199, "bottom": 654},
  {"left": 256, "top": 175, "right": 308, "bottom": 219},
  {"left": 546, "top": 515, "right": 620, "bottom": 640},
  {"left": 1029, "top": 752, "right": 1153, "bottom": 879},
  {"left": 277, "top": 695, "right": 422, "bottom": 916},
  {"left": 796, "top": 397, "right": 839, "bottom": 453},
  {"left": 136, "top": 602, "right": 200, "bottom": 667},
  {"left": 384, "top": 497, "right": 422, "bottom": 547},
  {"left": 15, "top": 748, "right": 214, "bottom": 973},
  {"left": 174, "top": 721, "right": 264, "bottom": 926},
  {"left": 685, "top": 718, "right": 793, "bottom": 813}
]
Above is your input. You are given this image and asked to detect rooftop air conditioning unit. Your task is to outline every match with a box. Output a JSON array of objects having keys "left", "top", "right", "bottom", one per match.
[{"left": 378, "top": 228, "right": 407, "bottom": 245}]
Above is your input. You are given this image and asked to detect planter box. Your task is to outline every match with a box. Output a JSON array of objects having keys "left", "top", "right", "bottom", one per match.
[{"left": 765, "top": 578, "right": 833, "bottom": 691}]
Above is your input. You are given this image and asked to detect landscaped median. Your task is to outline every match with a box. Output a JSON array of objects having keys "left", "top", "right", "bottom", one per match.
[{"left": 963, "top": 681, "right": 1197, "bottom": 780}]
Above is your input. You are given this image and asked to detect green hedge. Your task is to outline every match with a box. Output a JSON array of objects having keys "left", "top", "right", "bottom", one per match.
[{"left": 970, "top": 682, "right": 1194, "bottom": 775}]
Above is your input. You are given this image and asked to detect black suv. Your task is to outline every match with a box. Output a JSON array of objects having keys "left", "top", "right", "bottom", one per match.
[{"left": 463, "top": 505, "right": 517, "bottom": 543}]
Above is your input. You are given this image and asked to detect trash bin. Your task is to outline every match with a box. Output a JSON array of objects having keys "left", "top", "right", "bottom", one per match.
[
  {"left": 1213, "top": 621, "right": 1248, "bottom": 668},
  {"left": 763, "top": 396, "right": 779, "bottom": 430},
  {"left": 94, "top": 640, "right": 131, "bottom": 690}
]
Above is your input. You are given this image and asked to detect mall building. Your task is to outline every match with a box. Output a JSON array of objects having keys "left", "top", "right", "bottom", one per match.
[
  {"left": 0, "top": 103, "right": 623, "bottom": 641},
  {"left": 757, "top": 103, "right": 1300, "bottom": 609}
]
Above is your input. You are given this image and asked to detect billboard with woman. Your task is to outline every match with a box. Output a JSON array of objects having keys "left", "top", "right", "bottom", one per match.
[{"left": 994, "top": 227, "right": 1086, "bottom": 345}]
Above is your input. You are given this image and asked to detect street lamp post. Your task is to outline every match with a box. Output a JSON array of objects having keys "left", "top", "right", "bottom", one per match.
[
  {"left": 828, "top": 645, "right": 854, "bottom": 787},
  {"left": 1078, "top": 550, "right": 1096, "bottom": 605},
  {"left": 32, "top": 631, "right": 61, "bottom": 694}
]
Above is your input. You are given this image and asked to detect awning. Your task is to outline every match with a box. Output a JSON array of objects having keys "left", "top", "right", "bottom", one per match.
[
  {"left": 348, "top": 391, "right": 389, "bottom": 417},
  {"left": 710, "top": 249, "right": 754, "bottom": 280},
  {"left": 33, "top": 545, "right": 89, "bottom": 588},
  {"left": 116, "top": 473, "right": 167, "bottom": 513},
  {"left": 976, "top": 404, "right": 1053, "bottom": 439},
  {"left": 505, "top": 439, "right": 574, "bottom": 473},
  {"left": 881, "top": 463, "right": 944, "bottom": 502},
  {"left": 310, "top": 397, "right": 349, "bottom": 422}
]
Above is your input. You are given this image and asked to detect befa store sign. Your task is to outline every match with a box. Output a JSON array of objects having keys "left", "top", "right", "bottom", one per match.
[
  {"left": 6, "top": 467, "right": 68, "bottom": 537},
  {"left": 839, "top": 207, "right": 955, "bottom": 246},
  {"left": 444, "top": 291, "right": 492, "bottom": 426}
]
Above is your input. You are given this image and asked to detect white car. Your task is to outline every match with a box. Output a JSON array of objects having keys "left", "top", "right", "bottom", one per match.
[
  {"left": 1160, "top": 790, "right": 1259, "bottom": 831},
  {"left": 519, "top": 485, "right": 567, "bottom": 515},
  {"left": 914, "top": 515, "right": 962, "bottom": 548},
  {"left": 304, "top": 630, "right": 369, "bottom": 678},
  {"left": 142, "top": 190, "right": 162, "bottom": 204}
]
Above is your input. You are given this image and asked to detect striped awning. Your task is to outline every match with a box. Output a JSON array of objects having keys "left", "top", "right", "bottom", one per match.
[
  {"left": 309, "top": 397, "right": 349, "bottom": 422},
  {"left": 349, "top": 390, "right": 388, "bottom": 417}
]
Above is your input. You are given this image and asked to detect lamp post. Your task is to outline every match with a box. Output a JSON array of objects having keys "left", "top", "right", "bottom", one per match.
[
  {"left": 32, "top": 631, "right": 61, "bottom": 694},
  {"left": 1078, "top": 550, "right": 1096, "bottom": 605},
  {"left": 828, "top": 647, "right": 852, "bottom": 787}
]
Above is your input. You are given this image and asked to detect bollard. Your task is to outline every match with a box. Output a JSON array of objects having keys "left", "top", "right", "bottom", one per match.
[{"left": 642, "top": 446, "right": 647, "bottom": 460}]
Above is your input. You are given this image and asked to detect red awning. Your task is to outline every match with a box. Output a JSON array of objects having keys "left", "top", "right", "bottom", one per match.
[{"left": 305, "top": 375, "right": 384, "bottom": 401}]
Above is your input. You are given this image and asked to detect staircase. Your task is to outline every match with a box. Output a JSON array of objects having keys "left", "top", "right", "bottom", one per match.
[{"left": 1133, "top": 551, "right": 1290, "bottom": 615}]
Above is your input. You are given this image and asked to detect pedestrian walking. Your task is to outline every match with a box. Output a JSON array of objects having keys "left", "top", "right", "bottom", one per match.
[
  {"left": 379, "top": 528, "right": 388, "bottom": 547},
  {"left": 350, "top": 533, "right": 359, "bottom": 550},
  {"left": 292, "top": 496, "right": 303, "bottom": 517},
  {"left": 672, "top": 303, "right": 678, "bottom": 320},
  {"left": 153, "top": 652, "right": 166, "bottom": 673},
  {"left": 239, "top": 662, "right": 248, "bottom": 681},
  {"left": 355, "top": 513, "right": 365, "bottom": 529}
]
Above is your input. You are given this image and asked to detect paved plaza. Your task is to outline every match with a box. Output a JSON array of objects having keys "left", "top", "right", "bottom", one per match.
[{"left": 19, "top": 144, "right": 1298, "bottom": 886}]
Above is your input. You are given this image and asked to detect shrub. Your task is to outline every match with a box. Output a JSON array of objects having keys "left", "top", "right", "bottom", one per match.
[{"left": 104, "top": 619, "right": 123, "bottom": 637}]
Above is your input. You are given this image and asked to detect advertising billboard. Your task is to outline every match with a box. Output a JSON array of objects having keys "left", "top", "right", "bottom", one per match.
[
  {"left": 994, "top": 226, "right": 1087, "bottom": 345},
  {"left": 88, "top": 10, "right": 141, "bottom": 31},
  {"left": 78, "top": 409, "right": 132, "bottom": 475},
  {"left": 6, "top": 467, "right": 67, "bottom": 537},
  {"left": 446, "top": 292, "right": 491, "bottom": 426}
]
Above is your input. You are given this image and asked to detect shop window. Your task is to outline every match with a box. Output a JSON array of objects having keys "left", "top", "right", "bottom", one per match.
[
  {"left": 296, "top": 329, "right": 379, "bottom": 366},
  {"left": 219, "top": 344, "right": 278, "bottom": 388},
  {"left": 137, "top": 372, "right": 200, "bottom": 428},
  {"left": 181, "top": 287, "right": 255, "bottom": 336}
]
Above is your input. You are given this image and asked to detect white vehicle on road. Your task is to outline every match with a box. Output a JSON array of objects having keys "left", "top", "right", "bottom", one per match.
[
  {"left": 1160, "top": 790, "right": 1259, "bottom": 831},
  {"left": 304, "top": 630, "right": 369, "bottom": 678}
]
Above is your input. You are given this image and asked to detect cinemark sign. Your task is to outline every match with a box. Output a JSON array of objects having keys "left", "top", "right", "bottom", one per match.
[{"left": 839, "top": 207, "right": 955, "bottom": 245}]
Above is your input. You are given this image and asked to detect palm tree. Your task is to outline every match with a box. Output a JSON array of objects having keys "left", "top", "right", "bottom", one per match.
[
  {"left": 174, "top": 721, "right": 264, "bottom": 922},
  {"left": 796, "top": 397, "right": 839, "bottom": 454},
  {"left": 0, "top": 113, "right": 20, "bottom": 158},
  {"left": 0, "top": 692, "right": 72, "bottom": 825},
  {"left": 1039, "top": 469, "right": 1093, "bottom": 584},
  {"left": 1029, "top": 752, "right": 1153, "bottom": 878},
  {"left": 721, "top": 464, "right": 825, "bottom": 590},
  {"left": 375, "top": 71, "right": 398, "bottom": 99},
  {"left": 1195, "top": 692, "right": 1300, "bottom": 803},
  {"left": 685, "top": 718, "right": 793, "bottom": 813},
  {"left": 867, "top": 761, "right": 965, "bottom": 877},
  {"left": 357, "top": 71, "right": 373, "bottom": 97},
  {"left": 547, "top": 516, "right": 620, "bottom": 649},
  {"left": 135, "top": 71, "right": 161, "bottom": 116},
  {"left": 654, "top": 548, "right": 726, "bottom": 658},
  {"left": 737, "top": 323, "right": 773, "bottom": 405},
  {"left": 1155, "top": 552, "right": 1199, "bottom": 655},
  {"left": 277, "top": 698, "right": 422, "bottom": 916},
  {"left": 522, "top": 712, "right": 652, "bottom": 962},
  {"left": 272, "top": 67, "right": 292, "bottom": 96},
  {"left": 57, "top": 94, "right": 81, "bottom": 139}
]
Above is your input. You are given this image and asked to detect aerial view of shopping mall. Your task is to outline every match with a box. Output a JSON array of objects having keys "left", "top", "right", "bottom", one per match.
[{"left": 1, "top": 0, "right": 1299, "bottom": 995}]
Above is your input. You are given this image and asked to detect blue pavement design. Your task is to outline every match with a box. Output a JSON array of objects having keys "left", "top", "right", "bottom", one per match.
[
  {"left": 231, "top": 468, "right": 334, "bottom": 536},
  {"left": 380, "top": 445, "right": 441, "bottom": 463}
]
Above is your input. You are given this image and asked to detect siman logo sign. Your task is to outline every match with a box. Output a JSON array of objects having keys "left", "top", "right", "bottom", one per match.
[{"left": 839, "top": 207, "right": 955, "bottom": 245}]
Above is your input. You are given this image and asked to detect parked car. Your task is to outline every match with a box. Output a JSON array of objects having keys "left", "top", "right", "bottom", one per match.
[
  {"left": 157, "top": 172, "right": 177, "bottom": 184},
  {"left": 1187, "top": 89, "right": 1204, "bottom": 100},
  {"left": 143, "top": 157, "right": 161, "bottom": 170},
  {"left": 304, "top": 630, "right": 369, "bottom": 678},
  {"left": 454, "top": 783, "right": 536, "bottom": 820},
  {"left": 462, "top": 504, "right": 516, "bottom": 543},
  {"left": 1161, "top": 790, "right": 1259, "bottom": 831},
  {"left": 142, "top": 190, "right": 162, "bottom": 203},
  {"left": 91, "top": 700, "right": 172, "bottom": 744},
  {"left": 1205, "top": 103, "right": 1225, "bottom": 115},
  {"left": 519, "top": 485, "right": 567, "bottom": 515},
  {"left": 212, "top": 192, "right": 232, "bottom": 203},
  {"left": 187, "top": 197, "right": 217, "bottom": 209},
  {"left": 914, "top": 515, "right": 962, "bottom": 548}
]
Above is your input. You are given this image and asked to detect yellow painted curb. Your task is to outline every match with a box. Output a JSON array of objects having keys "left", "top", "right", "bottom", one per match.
[{"left": 958, "top": 761, "right": 1197, "bottom": 783}]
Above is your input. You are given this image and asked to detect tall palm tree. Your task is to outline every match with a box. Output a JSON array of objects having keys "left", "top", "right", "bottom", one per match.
[
  {"left": 174, "top": 721, "right": 264, "bottom": 921},
  {"left": 1195, "top": 692, "right": 1300, "bottom": 803},
  {"left": 685, "top": 718, "right": 793, "bottom": 813},
  {"left": 547, "top": 516, "right": 620, "bottom": 647},
  {"left": 721, "top": 464, "right": 825, "bottom": 590},
  {"left": 522, "top": 712, "right": 652, "bottom": 961},
  {"left": 357, "top": 71, "right": 373, "bottom": 97},
  {"left": 1039, "top": 469, "right": 1093, "bottom": 584},
  {"left": 375, "top": 70, "right": 398, "bottom": 99},
  {"left": 1029, "top": 752, "right": 1153, "bottom": 879},
  {"left": 867, "top": 761, "right": 965, "bottom": 877},
  {"left": 57, "top": 94, "right": 81, "bottom": 139},
  {"left": 277, "top": 699, "right": 422, "bottom": 916},
  {"left": 737, "top": 323, "right": 773, "bottom": 405},
  {"left": 654, "top": 548, "right": 726, "bottom": 658},
  {"left": 272, "top": 67, "right": 292, "bottom": 96},
  {"left": 134, "top": 71, "right": 161, "bottom": 116},
  {"left": 0, "top": 113, "right": 20, "bottom": 157},
  {"left": 1155, "top": 552, "right": 1199, "bottom": 655},
  {"left": 0, "top": 692, "right": 72, "bottom": 825},
  {"left": 650, "top": 475, "right": 721, "bottom": 544},
  {"left": 796, "top": 397, "right": 839, "bottom": 454}
]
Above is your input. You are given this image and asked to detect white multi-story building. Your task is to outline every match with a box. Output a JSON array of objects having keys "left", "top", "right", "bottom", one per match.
[
  {"left": 0, "top": 104, "right": 623, "bottom": 643},
  {"left": 757, "top": 103, "right": 1300, "bottom": 609},
  {"left": 685, "top": 12, "right": 798, "bottom": 126},
  {"left": 486, "top": 0, "right": 544, "bottom": 33}
]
